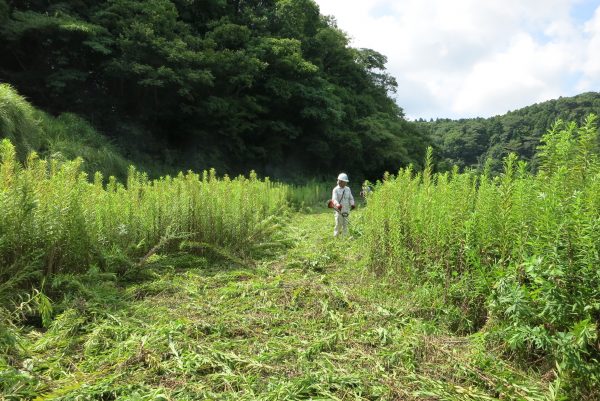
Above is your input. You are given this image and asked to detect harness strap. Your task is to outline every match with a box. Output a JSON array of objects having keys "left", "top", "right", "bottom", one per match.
[{"left": 337, "top": 187, "right": 346, "bottom": 204}]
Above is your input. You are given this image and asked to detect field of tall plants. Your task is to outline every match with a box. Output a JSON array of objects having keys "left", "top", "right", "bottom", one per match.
[
  {"left": 284, "top": 180, "right": 332, "bottom": 208},
  {"left": 2, "top": 97, "right": 600, "bottom": 399},
  {"left": 0, "top": 138, "right": 288, "bottom": 306},
  {"left": 363, "top": 115, "right": 600, "bottom": 397}
]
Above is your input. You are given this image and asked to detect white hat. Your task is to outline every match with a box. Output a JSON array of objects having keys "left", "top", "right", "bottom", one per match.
[{"left": 337, "top": 173, "right": 349, "bottom": 182}]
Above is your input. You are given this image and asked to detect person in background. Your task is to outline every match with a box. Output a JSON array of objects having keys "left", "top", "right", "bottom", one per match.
[
  {"left": 360, "top": 181, "right": 373, "bottom": 203},
  {"left": 331, "top": 173, "right": 355, "bottom": 237}
]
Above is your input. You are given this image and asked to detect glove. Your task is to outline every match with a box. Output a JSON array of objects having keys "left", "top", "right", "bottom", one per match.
[
  {"left": 336, "top": 204, "right": 342, "bottom": 211},
  {"left": 351, "top": 205, "right": 356, "bottom": 210}
]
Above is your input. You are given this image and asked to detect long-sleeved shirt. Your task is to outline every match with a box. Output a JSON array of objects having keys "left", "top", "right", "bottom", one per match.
[{"left": 331, "top": 185, "right": 355, "bottom": 213}]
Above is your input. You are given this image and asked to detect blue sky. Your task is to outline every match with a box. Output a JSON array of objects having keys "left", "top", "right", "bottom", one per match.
[
  {"left": 314, "top": 0, "right": 600, "bottom": 120},
  {"left": 572, "top": 0, "right": 599, "bottom": 23}
]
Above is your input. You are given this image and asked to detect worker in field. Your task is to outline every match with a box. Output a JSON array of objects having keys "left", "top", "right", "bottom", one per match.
[
  {"left": 330, "top": 173, "right": 355, "bottom": 237},
  {"left": 360, "top": 181, "right": 373, "bottom": 203}
]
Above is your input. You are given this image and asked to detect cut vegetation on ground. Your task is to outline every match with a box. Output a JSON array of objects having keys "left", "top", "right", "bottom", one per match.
[{"left": 2, "top": 211, "right": 550, "bottom": 401}]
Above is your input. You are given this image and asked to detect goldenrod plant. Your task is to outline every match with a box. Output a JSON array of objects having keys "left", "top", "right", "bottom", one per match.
[
  {"left": 0, "top": 140, "right": 287, "bottom": 303},
  {"left": 363, "top": 115, "right": 600, "bottom": 396}
]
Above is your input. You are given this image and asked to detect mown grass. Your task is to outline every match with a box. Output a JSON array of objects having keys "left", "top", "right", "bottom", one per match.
[{"left": 2, "top": 210, "right": 551, "bottom": 401}]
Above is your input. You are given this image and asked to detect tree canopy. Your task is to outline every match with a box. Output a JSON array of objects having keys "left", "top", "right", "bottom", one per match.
[
  {"left": 0, "top": 0, "right": 428, "bottom": 180},
  {"left": 417, "top": 92, "right": 600, "bottom": 171}
]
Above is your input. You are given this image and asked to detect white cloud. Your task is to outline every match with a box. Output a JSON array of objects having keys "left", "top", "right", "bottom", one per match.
[
  {"left": 314, "top": 0, "right": 600, "bottom": 119},
  {"left": 582, "top": 6, "right": 600, "bottom": 87},
  {"left": 453, "top": 34, "right": 574, "bottom": 115}
]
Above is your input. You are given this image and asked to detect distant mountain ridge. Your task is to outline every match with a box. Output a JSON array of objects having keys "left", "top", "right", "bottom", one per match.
[{"left": 416, "top": 92, "right": 600, "bottom": 170}]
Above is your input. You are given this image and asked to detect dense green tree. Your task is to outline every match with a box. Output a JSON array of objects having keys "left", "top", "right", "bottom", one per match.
[
  {"left": 418, "top": 92, "right": 600, "bottom": 171},
  {"left": 0, "top": 0, "right": 427, "bottom": 180}
]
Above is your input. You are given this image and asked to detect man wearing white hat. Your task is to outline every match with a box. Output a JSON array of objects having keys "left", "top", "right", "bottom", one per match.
[{"left": 331, "top": 173, "right": 355, "bottom": 237}]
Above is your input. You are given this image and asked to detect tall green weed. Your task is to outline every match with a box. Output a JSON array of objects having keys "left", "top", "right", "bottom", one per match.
[
  {"left": 363, "top": 115, "right": 600, "bottom": 397},
  {"left": 0, "top": 140, "right": 287, "bottom": 305},
  {"left": 285, "top": 179, "right": 331, "bottom": 208}
]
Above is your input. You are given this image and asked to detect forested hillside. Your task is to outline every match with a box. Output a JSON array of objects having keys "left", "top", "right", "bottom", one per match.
[
  {"left": 0, "top": 0, "right": 427, "bottom": 180},
  {"left": 418, "top": 92, "right": 600, "bottom": 170}
]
